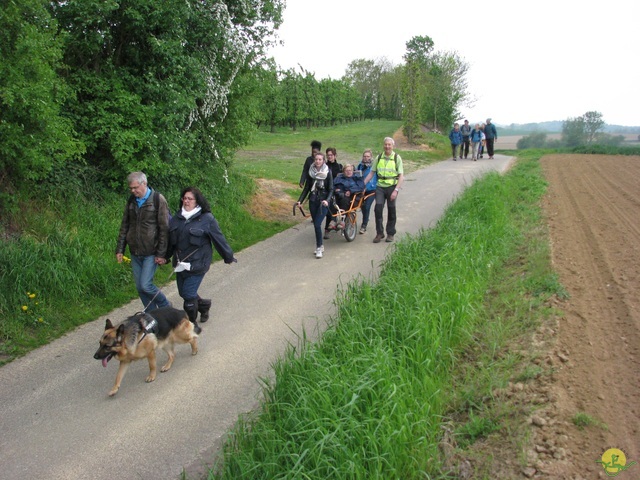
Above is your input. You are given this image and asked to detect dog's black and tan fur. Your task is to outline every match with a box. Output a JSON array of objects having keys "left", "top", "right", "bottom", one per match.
[{"left": 94, "top": 307, "right": 200, "bottom": 396}]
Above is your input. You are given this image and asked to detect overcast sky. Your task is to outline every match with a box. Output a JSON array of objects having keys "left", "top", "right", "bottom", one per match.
[{"left": 267, "top": 0, "right": 639, "bottom": 127}]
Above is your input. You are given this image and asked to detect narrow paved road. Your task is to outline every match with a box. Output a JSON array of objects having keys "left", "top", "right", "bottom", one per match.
[{"left": 0, "top": 156, "right": 513, "bottom": 480}]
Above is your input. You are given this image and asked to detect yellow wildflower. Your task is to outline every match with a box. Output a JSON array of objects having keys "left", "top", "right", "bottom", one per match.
[{"left": 22, "top": 305, "right": 28, "bottom": 312}]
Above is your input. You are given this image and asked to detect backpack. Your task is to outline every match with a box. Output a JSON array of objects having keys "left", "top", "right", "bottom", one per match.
[{"left": 128, "top": 190, "right": 172, "bottom": 223}]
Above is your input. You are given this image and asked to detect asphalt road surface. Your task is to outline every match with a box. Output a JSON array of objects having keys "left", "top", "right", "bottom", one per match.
[{"left": 0, "top": 155, "right": 513, "bottom": 480}]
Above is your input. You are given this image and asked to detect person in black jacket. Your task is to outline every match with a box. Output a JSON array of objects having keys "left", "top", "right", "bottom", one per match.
[
  {"left": 299, "top": 140, "right": 322, "bottom": 188},
  {"left": 323, "top": 147, "right": 343, "bottom": 238},
  {"left": 297, "top": 152, "right": 333, "bottom": 259},
  {"left": 167, "top": 187, "right": 236, "bottom": 325}
]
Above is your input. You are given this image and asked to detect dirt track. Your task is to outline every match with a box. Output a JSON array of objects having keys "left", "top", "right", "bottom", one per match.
[{"left": 535, "top": 154, "right": 640, "bottom": 478}]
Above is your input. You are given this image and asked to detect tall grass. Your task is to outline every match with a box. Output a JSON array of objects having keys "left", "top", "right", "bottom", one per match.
[{"left": 212, "top": 154, "right": 557, "bottom": 478}]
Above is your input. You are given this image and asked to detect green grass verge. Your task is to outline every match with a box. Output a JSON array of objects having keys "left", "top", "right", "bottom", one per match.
[
  {"left": 234, "top": 120, "right": 447, "bottom": 184},
  {"left": 210, "top": 151, "right": 561, "bottom": 479}
]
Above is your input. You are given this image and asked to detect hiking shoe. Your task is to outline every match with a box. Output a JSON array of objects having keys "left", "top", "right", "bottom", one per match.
[
  {"left": 324, "top": 229, "right": 331, "bottom": 239},
  {"left": 453, "top": 157, "right": 457, "bottom": 161},
  {"left": 359, "top": 225, "right": 367, "bottom": 234},
  {"left": 385, "top": 234, "right": 394, "bottom": 243},
  {"left": 315, "top": 247, "right": 323, "bottom": 259},
  {"left": 373, "top": 234, "right": 385, "bottom": 243}
]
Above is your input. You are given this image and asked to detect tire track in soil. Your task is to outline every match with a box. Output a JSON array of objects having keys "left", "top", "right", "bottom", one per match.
[{"left": 536, "top": 154, "right": 640, "bottom": 479}]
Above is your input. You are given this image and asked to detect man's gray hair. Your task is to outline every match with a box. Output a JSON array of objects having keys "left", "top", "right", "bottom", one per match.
[
  {"left": 127, "top": 171, "right": 147, "bottom": 185},
  {"left": 384, "top": 137, "right": 395, "bottom": 146}
]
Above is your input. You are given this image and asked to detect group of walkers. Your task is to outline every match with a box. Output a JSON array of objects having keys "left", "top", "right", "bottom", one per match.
[
  {"left": 296, "top": 137, "right": 404, "bottom": 259},
  {"left": 116, "top": 172, "right": 237, "bottom": 326},
  {"left": 115, "top": 124, "right": 494, "bottom": 319},
  {"left": 449, "top": 118, "right": 498, "bottom": 161}
]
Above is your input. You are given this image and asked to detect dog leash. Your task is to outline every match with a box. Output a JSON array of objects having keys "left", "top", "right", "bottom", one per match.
[
  {"left": 293, "top": 203, "right": 308, "bottom": 218},
  {"left": 141, "top": 248, "right": 199, "bottom": 314}
]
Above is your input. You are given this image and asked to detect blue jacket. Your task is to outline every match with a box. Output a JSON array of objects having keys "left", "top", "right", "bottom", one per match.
[
  {"left": 484, "top": 123, "right": 498, "bottom": 140},
  {"left": 470, "top": 129, "right": 483, "bottom": 143},
  {"left": 168, "top": 209, "right": 235, "bottom": 275},
  {"left": 357, "top": 162, "right": 377, "bottom": 192},
  {"left": 334, "top": 173, "right": 364, "bottom": 195},
  {"left": 449, "top": 129, "right": 463, "bottom": 145}
]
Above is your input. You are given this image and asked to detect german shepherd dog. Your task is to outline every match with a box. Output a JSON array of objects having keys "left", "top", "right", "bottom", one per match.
[{"left": 94, "top": 307, "right": 201, "bottom": 396}]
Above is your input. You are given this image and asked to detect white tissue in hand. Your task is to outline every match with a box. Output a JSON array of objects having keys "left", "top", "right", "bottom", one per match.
[{"left": 174, "top": 262, "right": 191, "bottom": 272}]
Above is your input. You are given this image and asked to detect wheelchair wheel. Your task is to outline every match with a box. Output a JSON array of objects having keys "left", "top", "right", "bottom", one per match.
[{"left": 344, "top": 212, "right": 357, "bottom": 242}]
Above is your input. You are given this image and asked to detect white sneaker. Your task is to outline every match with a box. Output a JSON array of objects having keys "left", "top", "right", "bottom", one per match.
[
  {"left": 315, "top": 247, "right": 323, "bottom": 259},
  {"left": 313, "top": 245, "right": 324, "bottom": 254}
]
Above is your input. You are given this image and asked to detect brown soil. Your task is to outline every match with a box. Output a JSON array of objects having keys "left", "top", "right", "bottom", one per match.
[
  {"left": 246, "top": 178, "right": 306, "bottom": 224},
  {"left": 523, "top": 154, "right": 640, "bottom": 479}
]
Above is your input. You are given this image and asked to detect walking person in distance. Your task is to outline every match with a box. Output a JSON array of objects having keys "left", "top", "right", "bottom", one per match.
[
  {"left": 460, "top": 119, "right": 472, "bottom": 159},
  {"left": 449, "top": 122, "right": 463, "bottom": 161},
  {"left": 484, "top": 118, "right": 498, "bottom": 159}
]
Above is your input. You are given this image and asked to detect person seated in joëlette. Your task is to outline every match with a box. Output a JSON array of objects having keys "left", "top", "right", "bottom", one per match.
[{"left": 329, "top": 164, "right": 365, "bottom": 229}]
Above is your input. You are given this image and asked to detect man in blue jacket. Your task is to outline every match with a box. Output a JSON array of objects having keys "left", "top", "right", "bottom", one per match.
[{"left": 484, "top": 118, "right": 498, "bottom": 159}]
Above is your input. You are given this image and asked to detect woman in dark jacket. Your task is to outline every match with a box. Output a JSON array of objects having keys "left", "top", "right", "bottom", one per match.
[
  {"left": 297, "top": 152, "right": 333, "bottom": 259},
  {"left": 167, "top": 187, "right": 236, "bottom": 325}
]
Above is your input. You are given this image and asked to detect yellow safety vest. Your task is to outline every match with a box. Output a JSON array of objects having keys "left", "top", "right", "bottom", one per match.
[{"left": 375, "top": 153, "right": 400, "bottom": 187}]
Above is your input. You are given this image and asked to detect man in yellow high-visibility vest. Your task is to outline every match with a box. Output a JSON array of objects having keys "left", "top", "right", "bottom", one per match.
[{"left": 364, "top": 137, "right": 404, "bottom": 243}]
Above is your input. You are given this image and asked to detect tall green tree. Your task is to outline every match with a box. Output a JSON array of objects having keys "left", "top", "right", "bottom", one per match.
[
  {"left": 422, "top": 51, "right": 469, "bottom": 131},
  {"left": 51, "top": 0, "right": 283, "bottom": 186},
  {"left": 583, "top": 111, "right": 605, "bottom": 144},
  {"left": 344, "top": 58, "right": 381, "bottom": 119},
  {"left": 562, "top": 116, "right": 586, "bottom": 147},
  {"left": 281, "top": 68, "right": 303, "bottom": 130},
  {"left": 255, "top": 62, "right": 285, "bottom": 132},
  {"left": 402, "top": 36, "right": 434, "bottom": 143},
  {"left": 0, "top": 0, "right": 82, "bottom": 197},
  {"left": 378, "top": 63, "right": 403, "bottom": 120}
]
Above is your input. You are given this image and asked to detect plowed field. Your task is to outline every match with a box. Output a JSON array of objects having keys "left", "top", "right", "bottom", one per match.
[{"left": 535, "top": 154, "right": 640, "bottom": 478}]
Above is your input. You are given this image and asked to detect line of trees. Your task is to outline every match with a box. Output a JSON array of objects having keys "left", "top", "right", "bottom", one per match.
[
  {"left": 516, "top": 111, "right": 626, "bottom": 149},
  {"left": 1, "top": 1, "right": 470, "bottom": 214},
  {"left": 252, "top": 35, "right": 470, "bottom": 137}
]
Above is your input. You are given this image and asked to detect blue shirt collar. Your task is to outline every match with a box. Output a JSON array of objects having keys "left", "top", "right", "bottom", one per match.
[{"left": 136, "top": 187, "right": 152, "bottom": 208}]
